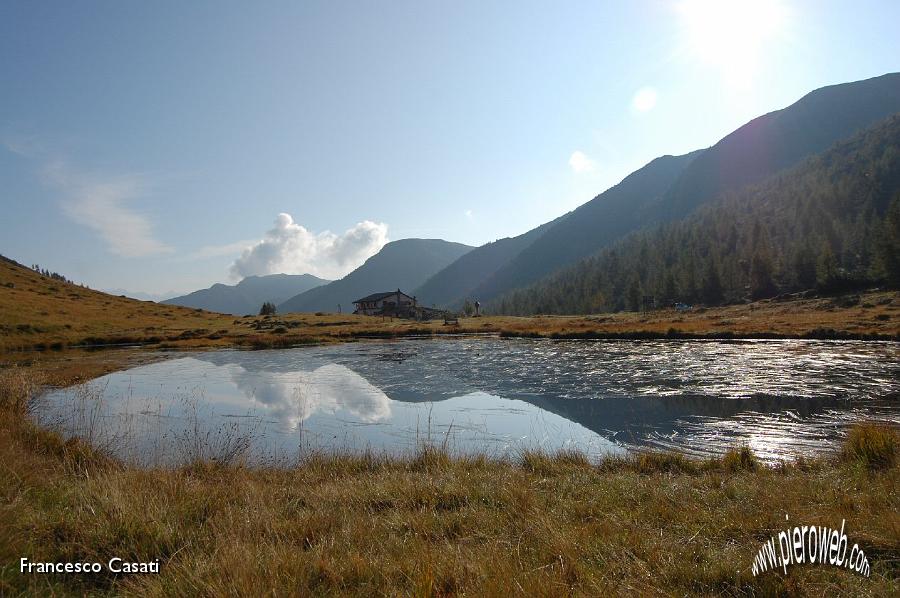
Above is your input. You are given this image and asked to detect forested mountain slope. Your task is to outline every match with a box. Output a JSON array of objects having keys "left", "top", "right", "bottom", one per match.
[
  {"left": 662, "top": 72, "right": 900, "bottom": 218},
  {"left": 426, "top": 73, "right": 900, "bottom": 308},
  {"left": 493, "top": 113, "right": 900, "bottom": 315},
  {"left": 467, "top": 152, "right": 701, "bottom": 303}
]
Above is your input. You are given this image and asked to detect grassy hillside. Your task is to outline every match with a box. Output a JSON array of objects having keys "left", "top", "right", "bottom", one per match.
[
  {"left": 1, "top": 255, "right": 898, "bottom": 357},
  {"left": 0, "top": 256, "right": 243, "bottom": 352}
]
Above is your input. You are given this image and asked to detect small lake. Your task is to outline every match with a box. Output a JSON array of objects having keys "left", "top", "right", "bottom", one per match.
[{"left": 38, "top": 338, "right": 899, "bottom": 465}]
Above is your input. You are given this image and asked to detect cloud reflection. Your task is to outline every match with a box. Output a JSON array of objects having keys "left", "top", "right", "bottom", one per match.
[{"left": 229, "top": 363, "right": 392, "bottom": 428}]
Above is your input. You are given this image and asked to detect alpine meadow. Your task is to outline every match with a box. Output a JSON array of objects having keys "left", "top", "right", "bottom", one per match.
[{"left": 1, "top": 2, "right": 899, "bottom": 596}]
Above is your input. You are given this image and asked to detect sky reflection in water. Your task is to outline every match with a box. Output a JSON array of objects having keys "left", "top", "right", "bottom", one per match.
[{"left": 38, "top": 338, "right": 899, "bottom": 464}]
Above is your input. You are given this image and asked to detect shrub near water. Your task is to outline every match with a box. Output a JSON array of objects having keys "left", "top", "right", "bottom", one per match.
[{"left": 841, "top": 423, "right": 898, "bottom": 469}]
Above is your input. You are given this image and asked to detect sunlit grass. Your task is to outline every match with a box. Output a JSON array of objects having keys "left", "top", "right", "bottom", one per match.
[
  {"left": 1, "top": 256, "right": 897, "bottom": 355},
  {"left": 1, "top": 364, "right": 897, "bottom": 595},
  {"left": 842, "top": 423, "right": 898, "bottom": 470}
]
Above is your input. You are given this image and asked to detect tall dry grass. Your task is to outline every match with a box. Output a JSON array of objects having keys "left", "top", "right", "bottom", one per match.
[
  {"left": 842, "top": 423, "right": 898, "bottom": 470},
  {"left": 1, "top": 365, "right": 898, "bottom": 596}
]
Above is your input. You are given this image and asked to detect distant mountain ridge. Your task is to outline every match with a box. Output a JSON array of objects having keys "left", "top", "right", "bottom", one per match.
[
  {"left": 163, "top": 273, "right": 329, "bottom": 315},
  {"left": 279, "top": 239, "right": 473, "bottom": 313},
  {"left": 104, "top": 288, "right": 179, "bottom": 302}
]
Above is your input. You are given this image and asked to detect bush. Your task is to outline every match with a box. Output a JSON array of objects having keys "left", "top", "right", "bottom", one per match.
[{"left": 841, "top": 423, "right": 897, "bottom": 470}]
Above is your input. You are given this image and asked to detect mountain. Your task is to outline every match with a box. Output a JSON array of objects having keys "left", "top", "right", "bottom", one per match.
[
  {"left": 494, "top": 113, "right": 900, "bottom": 315},
  {"left": 463, "top": 151, "right": 703, "bottom": 304},
  {"left": 162, "top": 273, "right": 329, "bottom": 315},
  {"left": 103, "top": 288, "right": 179, "bottom": 302},
  {"left": 411, "top": 153, "right": 699, "bottom": 309},
  {"left": 278, "top": 239, "right": 474, "bottom": 313},
  {"left": 423, "top": 72, "right": 900, "bottom": 307},
  {"left": 412, "top": 217, "right": 563, "bottom": 308},
  {"left": 661, "top": 72, "right": 900, "bottom": 218}
]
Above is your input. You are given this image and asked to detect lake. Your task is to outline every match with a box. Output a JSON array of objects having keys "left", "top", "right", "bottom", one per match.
[{"left": 37, "top": 338, "right": 899, "bottom": 465}]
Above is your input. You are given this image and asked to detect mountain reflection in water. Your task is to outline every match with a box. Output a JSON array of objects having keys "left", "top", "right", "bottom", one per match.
[{"left": 38, "top": 338, "right": 898, "bottom": 464}]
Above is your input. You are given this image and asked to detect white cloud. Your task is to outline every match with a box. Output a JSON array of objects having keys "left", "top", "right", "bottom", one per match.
[
  {"left": 230, "top": 213, "right": 388, "bottom": 280},
  {"left": 631, "top": 87, "right": 658, "bottom": 113},
  {"left": 464, "top": 209, "right": 474, "bottom": 219},
  {"left": 568, "top": 150, "right": 596, "bottom": 174},
  {"left": 46, "top": 163, "right": 173, "bottom": 258}
]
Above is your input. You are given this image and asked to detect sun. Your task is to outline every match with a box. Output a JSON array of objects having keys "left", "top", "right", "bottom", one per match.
[{"left": 678, "top": 0, "right": 788, "bottom": 84}]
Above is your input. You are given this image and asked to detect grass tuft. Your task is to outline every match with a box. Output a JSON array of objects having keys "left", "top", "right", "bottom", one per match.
[
  {"left": 0, "top": 365, "right": 43, "bottom": 415},
  {"left": 841, "top": 423, "right": 897, "bottom": 470},
  {"left": 409, "top": 445, "right": 453, "bottom": 472},
  {"left": 632, "top": 451, "right": 698, "bottom": 474},
  {"left": 720, "top": 446, "right": 759, "bottom": 472},
  {"left": 521, "top": 448, "right": 591, "bottom": 475}
]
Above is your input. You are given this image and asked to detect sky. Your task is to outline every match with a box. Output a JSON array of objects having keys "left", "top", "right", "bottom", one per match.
[{"left": 1, "top": 0, "right": 898, "bottom": 297}]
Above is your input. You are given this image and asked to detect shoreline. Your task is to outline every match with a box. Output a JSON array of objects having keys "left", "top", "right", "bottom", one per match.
[
  {"left": 6, "top": 315, "right": 899, "bottom": 355},
  {"left": 2, "top": 357, "right": 897, "bottom": 595},
  {"left": 18, "top": 335, "right": 898, "bottom": 470},
  {"left": 2, "top": 254, "right": 898, "bottom": 353},
  {"left": 1, "top": 334, "right": 897, "bottom": 596}
]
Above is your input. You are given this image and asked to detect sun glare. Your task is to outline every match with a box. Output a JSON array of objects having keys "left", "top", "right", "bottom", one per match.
[{"left": 679, "top": 0, "right": 787, "bottom": 84}]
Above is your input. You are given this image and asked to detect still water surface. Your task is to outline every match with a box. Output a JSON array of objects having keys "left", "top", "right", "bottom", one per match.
[{"left": 38, "top": 338, "right": 899, "bottom": 464}]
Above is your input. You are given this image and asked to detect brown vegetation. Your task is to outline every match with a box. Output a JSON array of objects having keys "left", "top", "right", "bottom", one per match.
[
  {"left": 1, "top": 256, "right": 898, "bottom": 594},
  {"left": 1, "top": 256, "right": 898, "bottom": 356},
  {"left": 0, "top": 362, "right": 898, "bottom": 595}
]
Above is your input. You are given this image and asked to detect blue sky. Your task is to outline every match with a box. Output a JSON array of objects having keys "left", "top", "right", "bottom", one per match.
[{"left": 2, "top": 1, "right": 898, "bottom": 297}]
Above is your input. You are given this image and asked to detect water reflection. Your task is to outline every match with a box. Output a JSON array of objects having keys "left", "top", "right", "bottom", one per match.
[
  {"left": 37, "top": 338, "right": 899, "bottom": 464},
  {"left": 229, "top": 362, "right": 392, "bottom": 427}
]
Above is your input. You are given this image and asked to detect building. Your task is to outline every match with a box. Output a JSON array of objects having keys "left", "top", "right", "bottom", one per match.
[{"left": 352, "top": 289, "right": 416, "bottom": 316}]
